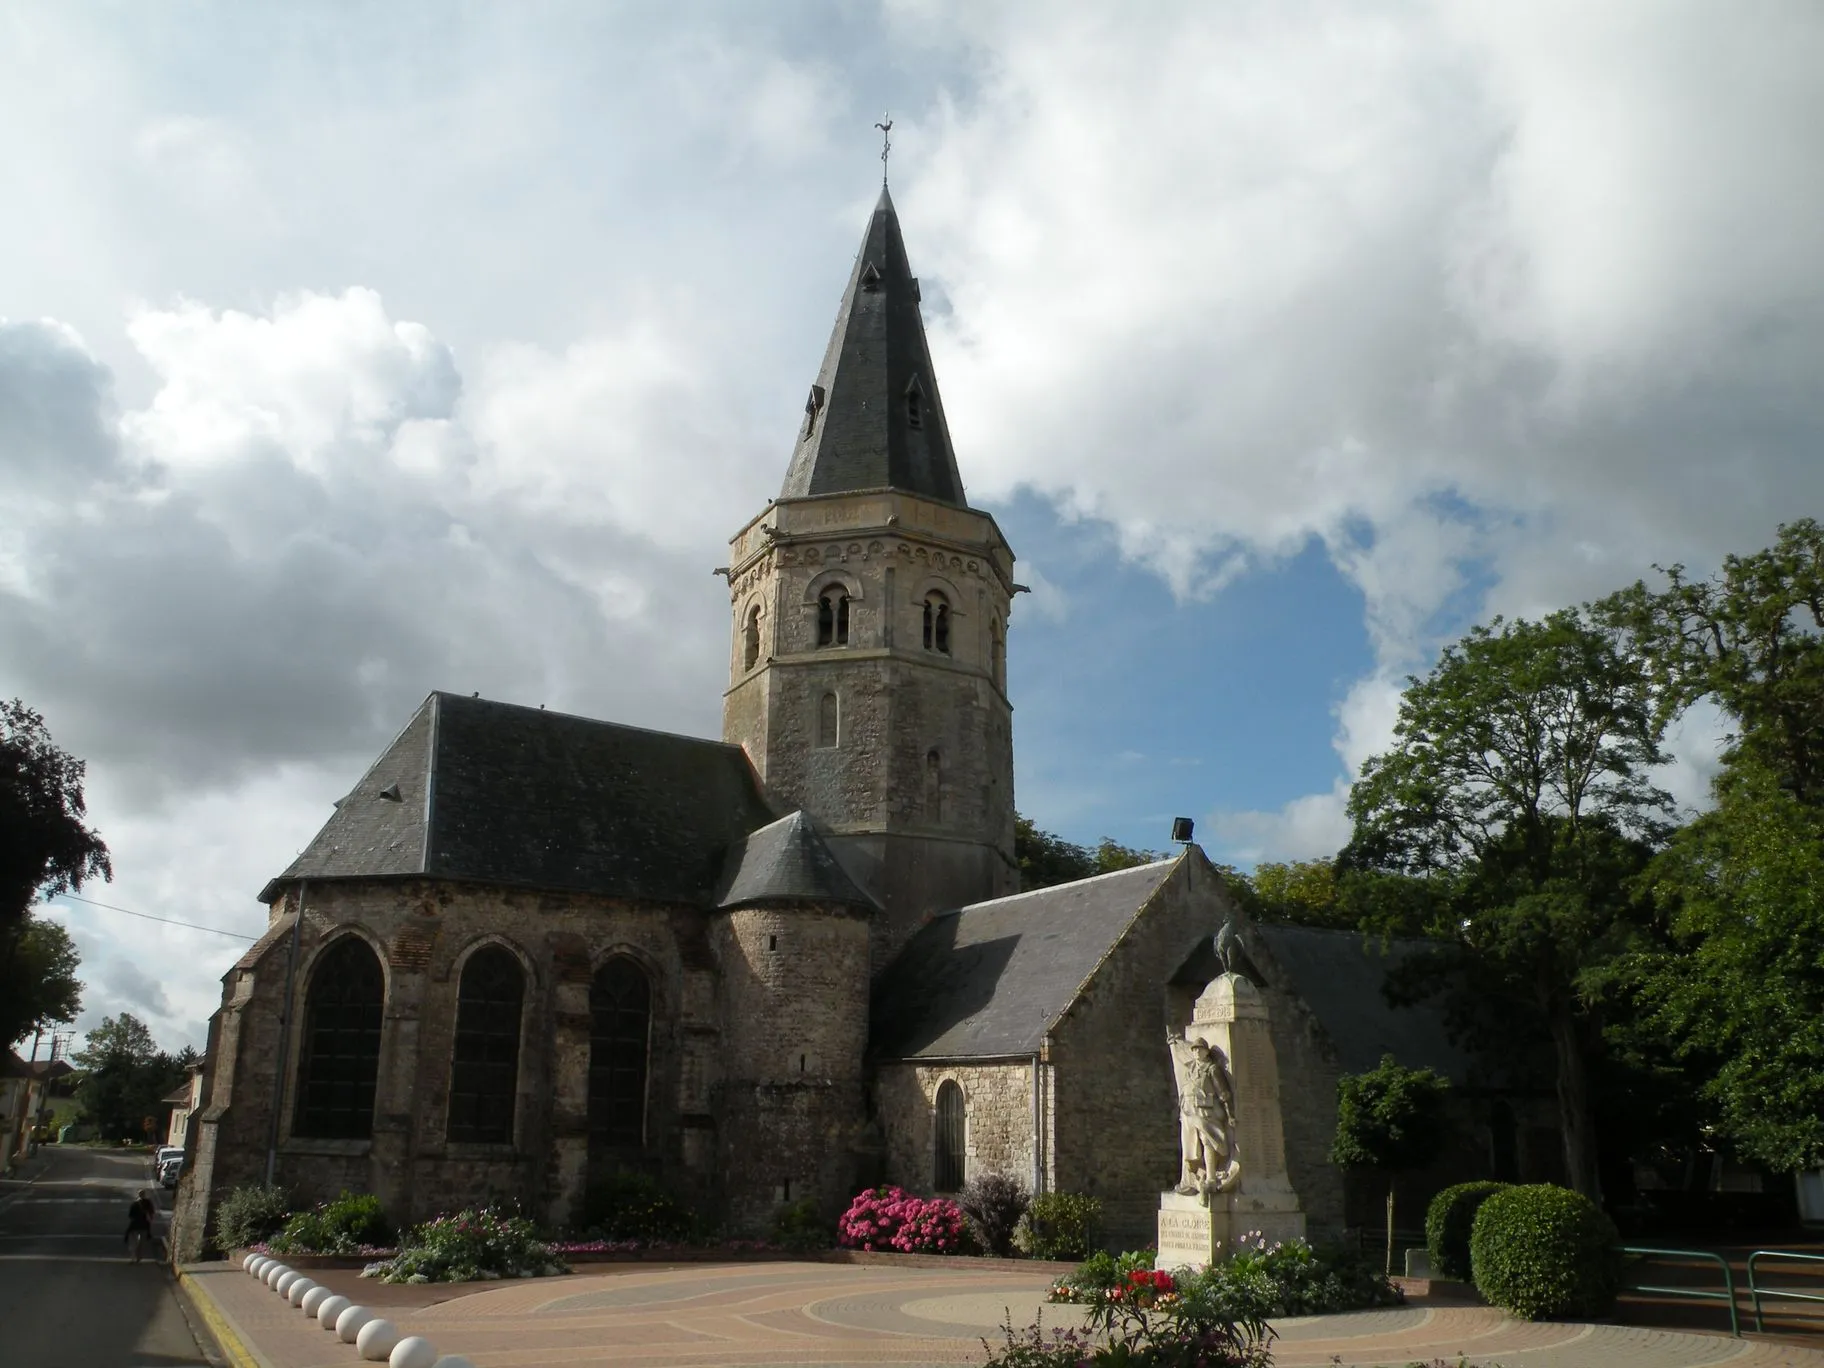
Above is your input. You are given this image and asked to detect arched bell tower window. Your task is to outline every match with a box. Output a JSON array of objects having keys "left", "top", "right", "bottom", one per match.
[
  {"left": 906, "top": 380, "right": 924, "bottom": 430},
  {"left": 817, "top": 692, "right": 839, "bottom": 749},
  {"left": 922, "top": 591, "right": 951, "bottom": 654},
  {"left": 293, "top": 935, "right": 384, "bottom": 1140},
  {"left": 934, "top": 1079, "right": 966, "bottom": 1192},
  {"left": 816, "top": 587, "right": 851, "bottom": 647},
  {"left": 447, "top": 945, "right": 524, "bottom": 1144},
  {"left": 589, "top": 956, "right": 651, "bottom": 1149},
  {"left": 742, "top": 604, "right": 761, "bottom": 672}
]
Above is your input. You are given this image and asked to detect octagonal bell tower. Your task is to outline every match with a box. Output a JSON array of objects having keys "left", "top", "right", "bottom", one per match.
[{"left": 723, "top": 185, "right": 1018, "bottom": 968}]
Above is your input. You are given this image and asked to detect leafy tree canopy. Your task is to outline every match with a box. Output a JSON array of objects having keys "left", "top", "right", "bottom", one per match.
[
  {"left": 1599, "top": 518, "right": 1824, "bottom": 804},
  {"left": 0, "top": 700, "right": 111, "bottom": 927},
  {"left": 1342, "top": 609, "right": 1673, "bottom": 1198},
  {"left": 1331, "top": 1053, "right": 1451, "bottom": 1172},
  {"left": 73, "top": 1013, "right": 187, "bottom": 1142},
  {"left": 1, "top": 915, "right": 82, "bottom": 1048},
  {"left": 1632, "top": 760, "right": 1824, "bottom": 1171},
  {"left": 1015, "top": 815, "right": 1160, "bottom": 891}
]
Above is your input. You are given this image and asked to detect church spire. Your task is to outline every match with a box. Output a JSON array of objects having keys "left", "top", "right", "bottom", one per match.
[{"left": 778, "top": 185, "right": 969, "bottom": 508}]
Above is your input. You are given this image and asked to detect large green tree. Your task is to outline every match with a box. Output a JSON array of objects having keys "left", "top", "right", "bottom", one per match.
[
  {"left": 1600, "top": 518, "right": 1824, "bottom": 801},
  {"left": 1, "top": 915, "right": 82, "bottom": 1049},
  {"left": 1630, "top": 762, "right": 1824, "bottom": 1171},
  {"left": 73, "top": 1013, "right": 185, "bottom": 1142},
  {"left": 1, "top": 700, "right": 111, "bottom": 926},
  {"left": 1344, "top": 610, "right": 1674, "bottom": 1198}
]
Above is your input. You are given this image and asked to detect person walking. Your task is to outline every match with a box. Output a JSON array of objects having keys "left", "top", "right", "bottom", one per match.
[{"left": 125, "top": 1189, "right": 158, "bottom": 1264}]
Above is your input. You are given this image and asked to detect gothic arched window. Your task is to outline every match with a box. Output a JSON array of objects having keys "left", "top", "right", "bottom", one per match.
[
  {"left": 742, "top": 604, "right": 761, "bottom": 672},
  {"left": 817, "top": 692, "right": 839, "bottom": 748},
  {"left": 922, "top": 591, "right": 951, "bottom": 654},
  {"left": 589, "top": 956, "right": 651, "bottom": 1149},
  {"left": 934, "top": 1080, "right": 966, "bottom": 1192},
  {"left": 816, "top": 587, "right": 850, "bottom": 647},
  {"left": 293, "top": 935, "right": 384, "bottom": 1140},
  {"left": 447, "top": 945, "right": 524, "bottom": 1144}
]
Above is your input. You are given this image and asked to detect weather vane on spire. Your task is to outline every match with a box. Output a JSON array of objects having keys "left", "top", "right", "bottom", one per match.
[{"left": 875, "top": 112, "right": 893, "bottom": 185}]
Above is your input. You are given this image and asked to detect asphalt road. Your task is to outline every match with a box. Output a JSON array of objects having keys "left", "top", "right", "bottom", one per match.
[{"left": 0, "top": 1145, "right": 213, "bottom": 1368}]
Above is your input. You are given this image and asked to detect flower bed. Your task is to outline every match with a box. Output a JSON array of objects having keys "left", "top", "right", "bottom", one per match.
[
  {"left": 1048, "top": 1235, "right": 1402, "bottom": 1319},
  {"left": 837, "top": 1186, "right": 970, "bottom": 1254},
  {"left": 362, "top": 1208, "right": 569, "bottom": 1285}
]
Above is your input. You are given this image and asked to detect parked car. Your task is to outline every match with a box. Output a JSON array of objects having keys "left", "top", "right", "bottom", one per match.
[
  {"left": 158, "top": 1154, "right": 183, "bottom": 1188},
  {"left": 151, "top": 1145, "right": 183, "bottom": 1179}
]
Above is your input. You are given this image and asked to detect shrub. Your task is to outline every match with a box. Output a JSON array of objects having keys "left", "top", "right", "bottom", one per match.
[
  {"left": 581, "top": 1170, "right": 695, "bottom": 1244},
  {"left": 1015, "top": 1192, "right": 1101, "bottom": 1261},
  {"left": 213, "top": 1185, "right": 292, "bottom": 1252},
  {"left": 772, "top": 1198, "right": 829, "bottom": 1253},
  {"left": 837, "top": 1186, "right": 970, "bottom": 1254},
  {"left": 369, "top": 1207, "right": 568, "bottom": 1284},
  {"left": 1469, "top": 1183, "right": 1621, "bottom": 1319},
  {"left": 1426, "top": 1181, "right": 1508, "bottom": 1282},
  {"left": 959, "top": 1173, "right": 1031, "bottom": 1257},
  {"left": 270, "top": 1190, "right": 393, "bottom": 1255},
  {"left": 1051, "top": 1237, "right": 1400, "bottom": 1318}
]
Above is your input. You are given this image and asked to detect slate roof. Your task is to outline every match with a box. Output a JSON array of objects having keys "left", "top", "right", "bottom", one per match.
[
  {"left": 266, "top": 692, "right": 780, "bottom": 906},
  {"left": 779, "top": 185, "right": 969, "bottom": 508},
  {"left": 871, "top": 858, "right": 1181, "bottom": 1060},
  {"left": 1251, "top": 923, "right": 1475, "bottom": 1083},
  {"left": 717, "top": 811, "right": 879, "bottom": 912}
]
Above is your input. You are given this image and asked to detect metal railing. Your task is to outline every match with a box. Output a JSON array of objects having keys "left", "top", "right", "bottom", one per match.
[
  {"left": 1747, "top": 1249, "right": 1824, "bottom": 1333},
  {"left": 1620, "top": 1246, "right": 1739, "bottom": 1337}
]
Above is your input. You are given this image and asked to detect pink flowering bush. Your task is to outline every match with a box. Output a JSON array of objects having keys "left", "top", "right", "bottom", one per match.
[{"left": 837, "top": 1186, "right": 970, "bottom": 1254}]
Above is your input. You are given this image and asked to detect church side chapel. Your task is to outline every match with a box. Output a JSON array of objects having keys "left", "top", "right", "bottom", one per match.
[{"left": 173, "top": 183, "right": 1555, "bottom": 1262}]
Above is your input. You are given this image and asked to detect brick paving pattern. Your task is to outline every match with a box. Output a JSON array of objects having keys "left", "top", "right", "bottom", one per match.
[{"left": 183, "top": 1259, "right": 1824, "bottom": 1368}]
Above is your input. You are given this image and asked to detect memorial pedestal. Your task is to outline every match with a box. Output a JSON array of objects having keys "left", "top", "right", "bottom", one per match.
[{"left": 1157, "top": 969, "right": 1306, "bottom": 1270}]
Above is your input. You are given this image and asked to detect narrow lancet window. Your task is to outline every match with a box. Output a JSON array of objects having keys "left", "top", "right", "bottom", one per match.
[
  {"left": 991, "top": 617, "right": 1006, "bottom": 690},
  {"left": 817, "top": 692, "right": 839, "bottom": 748},
  {"left": 906, "top": 381, "right": 924, "bottom": 430},
  {"left": 589, "top": 956, "right": 651, "bottom": 1149},
  {"left": 742, "top": 605, "right": 761, "bottom": 671},
  {"left": 293, "top": 936, "right": 384, "bottom": 1140},
  {"left": 923, "top": 592, "right": 951, "bottom": 654},
  {"left": 817, "top": 588, "right": 851, "bottom": 647},
  {"left": 935, "top": 1080, "right": 965, "bottom": 1192},
  {"left": 447, "top": 945, "right": 524, "bottom": 1144}
]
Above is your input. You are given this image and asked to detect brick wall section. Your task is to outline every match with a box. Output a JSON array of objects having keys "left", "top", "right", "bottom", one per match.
[
  {"left": 876, "top": 1061, "right": 1037, "bottom": 1197},
  {"left": 1048, "top": 856, "right": 1243, "bottom": 1252},
  {"left": 710, "top": 902, "right": 872, "bottom": 1233}
]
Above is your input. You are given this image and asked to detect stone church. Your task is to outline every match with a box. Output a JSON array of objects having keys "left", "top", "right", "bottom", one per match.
[{"left": 174, "top": 187, "right": 1547, "bottom": 1260}]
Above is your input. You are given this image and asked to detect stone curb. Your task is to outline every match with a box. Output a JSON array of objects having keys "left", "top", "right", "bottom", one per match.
[{"left": 178, "top": 1269, "right": 269, "bottom": 1368}]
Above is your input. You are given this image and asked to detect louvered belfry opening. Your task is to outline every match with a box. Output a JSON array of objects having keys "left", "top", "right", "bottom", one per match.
[
  {"left": 293, "top": 936, "right": 384, "bottom": 1139},
  {"left": 934, "top": 1079, "right": 966, "bottom": 1192},
  {"left": 447, "top": 945, "right": 524, "bottom": 1144},
  {"left": 588, "top": 955, "right": 651, "bottom": 1148}
]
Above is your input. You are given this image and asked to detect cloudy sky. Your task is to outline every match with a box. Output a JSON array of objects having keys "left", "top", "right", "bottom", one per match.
[{"left": 4, "top": 1, "right": 1820, "bottom": 1053}]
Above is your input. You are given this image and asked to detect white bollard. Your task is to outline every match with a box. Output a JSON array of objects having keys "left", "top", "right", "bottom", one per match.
[
  {"left": 301, "top": 1285, "right": 331, "bottom": 1317},
  {"left": 265, "top": 1264, "right": 290, "bottom": 1288},
  {"left": 247, "top": 1255, "right": 266, "bottom": 1276},
  {"left": 287, "top": 1277, "right": 318, "bottom": 1306},
  {"left": 389, "top": 1337, "right": 439, "bottom": 1368},
  {"left": 275, "top": 1271, "right": 302, "bottom": 1297},
  {"left": 317, "top": 1294, "right": 352, "bottom": 1329},
  {"left": 431, "top": 1357, "right": 477, "bottom": 1368},
  {"left": 242, "top": 1252, "right": 260, "bottom": 1272},
  {"left": 356, "top": 1317, "right": 401, "bottom": 1361},
  {"left": 336, "top": 1304, "right": 374, "bottom": 1343}
]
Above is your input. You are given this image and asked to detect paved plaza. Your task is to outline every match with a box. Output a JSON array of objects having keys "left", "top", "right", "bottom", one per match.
[{"left": 182, "top": 1257, "right": 1824, "bottom": 1368}]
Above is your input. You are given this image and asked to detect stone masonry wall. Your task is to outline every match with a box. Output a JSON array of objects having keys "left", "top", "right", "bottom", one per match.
[
  {"left": 876, "top": 1061, "right": 1037, "bottom": 1196},
  {"left": 710, "top": 902, "right": 872, "bottom": 1232},
  {"left": 176, "top": 877, "right": 726, "bottom": 1256},
  {"left": 1048, "top": 855, "right": 1240, "bottom": 1252}
]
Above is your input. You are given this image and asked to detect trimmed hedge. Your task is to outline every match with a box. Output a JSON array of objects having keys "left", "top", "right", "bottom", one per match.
[
  {"left": 1425, "top": 1181, "right": 1508, "bottom": 1281},
  {"left": 1016, "top": 1192, "right": 1102, "bottom": 1261},
  {"left": 1469, "top": 1184, "right": 1621, "bottom": 1320}
]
